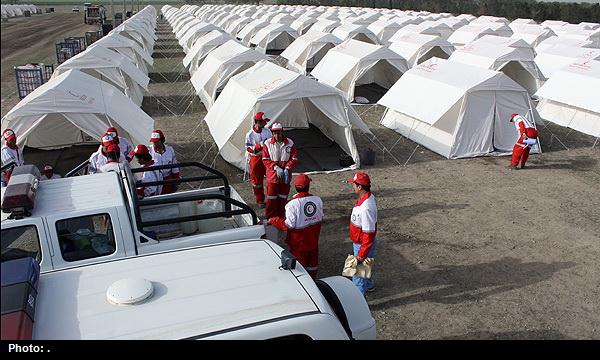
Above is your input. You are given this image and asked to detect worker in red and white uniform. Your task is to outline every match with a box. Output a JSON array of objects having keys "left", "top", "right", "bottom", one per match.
[
  {"left": 347, "top": 172, "right": 378, "bottom": 295},
  {"left": 149, "top": 130, "right": 180, "bottom": 194},
  {"left": 268, "top": 173, "right": 323, "bottom": 279},
  {"left": 245, "top": 112, "right": 272, "bottom": 208},
  {"left": 106, "top": 127, "right": 133, "bottom": 162},
  {"left": 262, "top": 122, "right": 298, "bottom": 218},
  {"left": 1, "top": 129, "right": 24, "bottom": 183},
  {"left": 509, "top": 113, "right": 538, "bottom": 170},
  {"left": 132, "top": 144, "right": 163, "bottom": 197},
  {"left": 88, "top": 133, "right": 127, "bottom": 174},
  {"left": 99, "top": 144, "right": 122, "bottom": 173},
  {"left": 41, "top": 165, "right": 62, "bottom": 181}
]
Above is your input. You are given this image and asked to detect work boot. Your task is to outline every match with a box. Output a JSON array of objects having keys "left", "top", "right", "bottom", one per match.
[
  {"left": 520, "top": 164, "right": 527, "bottom": 169},
  {"left": 509, "top": 165, "right": 518, "bottom": 170}
]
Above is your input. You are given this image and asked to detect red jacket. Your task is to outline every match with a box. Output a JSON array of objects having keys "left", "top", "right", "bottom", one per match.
[{"left": 262, "top": 136, "right": 298, "bottom": 184}]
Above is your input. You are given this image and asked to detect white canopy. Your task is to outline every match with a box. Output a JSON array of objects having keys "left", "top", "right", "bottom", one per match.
[
  {"left": 311, "top": 39, "right": 409, "bottom": 101},
  {"left": 52, "top": 45, "right": 150, "bottom": 106},
  {"left": 389, "top": 33, "right": 455, "bottom": 67},
  {"left": 281, "top": 31, "right": 343, "bottom": 74},
  {"left": 471, "top": 35, "right": 537, "bottom": 59},
  {"left": 447, "top": 23, "right": 513, "bottom": 46},
  {"left": 331, "top": 23, "right": 379, "bottom": 44},
  {"left": 237, "top": 20, "right": 270, "bottom": 45},
  {"left": 510, "top": 24, "right": 556, "bottom": 48},
  {"left": 391, "top": 21, "right": 454, "bottom": 41},
  {"left": 449, "top": 41, "right": 544, "bottom": 94},
  {"left": 535, "top": 60, "right": 600, "bottom": 137},
  {"left": 1, "top": 70, "right": 153, "bottom": 149},
  {"left": 90, "top": 33, "right": 154, "bottom": 75},
  {"left": 183, "top": 30, "right": 234, "bottom": 73},
  {"left": 226, "top": 17, "right": 253, "bottom": 36},
  {"left": 203, "top": 60, "right": 371, "bottom": 172},
  {"left": 534, "top": 45, "right": 600, "bottom": 78},
  {"left": 191, "top": 40, "right": 267, "bottom": 110},
  {"left": 179, "top": 22, "right": 222, "bottom": 53},
  {"left": 290, "top": 17, "right": 318, "bottom": 35},
  {"left": 308, "top": 19, "right": 341, "bottom": 34},
  {"left": 378, "top": 58, "right": 538, "bottom": 159},
  {"left": 535, "top": 36, "right": 599, "bottom": 54},
  {"left": 249, "top": 23, "right": 298, "bottom": 53}
]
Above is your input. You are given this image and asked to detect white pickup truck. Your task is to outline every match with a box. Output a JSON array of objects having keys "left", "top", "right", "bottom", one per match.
[
  {"left": 1, "top": 163, "right": 265, "bottom": 273},
  {"left": 33, "top": 239, "right": 376, "bottom": 340}
]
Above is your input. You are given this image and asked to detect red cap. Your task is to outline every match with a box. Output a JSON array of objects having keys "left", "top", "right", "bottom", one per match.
[
  {"left": 510, "top": 113, "right": 518, "bottom": 121},
  {"left": 149, "top": 130, "right": 164, "bottom": 143},
  {"left": 271, "top": 122, "right": 284, "bottom": 132},
  {"left": 347, "top": 172, "right": 370, "bottom": 187},
  {"left": 106, "top": 127, "right": 118, "bottom": 137},
  {"left": 105, "top": 143, "right": 121, "bottom": 154},
  {"left": 133, "top": 144, "right": 149, "bottom": 155},
  {"left": 294, "top": 173, "right": 311, "bottom": 188},
  {"left": 101, "top": 133, "right": 114, "bottom": 146},
  {"left": 3, "top": 129, "right": 16, "bottom": 141},
  {"left": 254, "top": 112, "right": 266, "bottom": 122}
]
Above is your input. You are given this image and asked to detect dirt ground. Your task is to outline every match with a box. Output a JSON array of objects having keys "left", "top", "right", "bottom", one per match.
[{"left": 2, "top": 8, "right": 599, "bottom": 340}]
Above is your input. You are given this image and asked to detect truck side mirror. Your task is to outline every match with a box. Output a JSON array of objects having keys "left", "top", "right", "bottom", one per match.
[{"left": 280, "top": 250, "right": 296, "bottom": 271}]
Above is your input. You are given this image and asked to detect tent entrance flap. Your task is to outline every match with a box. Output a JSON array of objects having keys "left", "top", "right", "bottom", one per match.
[
  {"left": 286, "top": 124, "right": 354, "bottom": 173},
  {"left": 354, "top": 83, "right": 388, "bottom": 103}
]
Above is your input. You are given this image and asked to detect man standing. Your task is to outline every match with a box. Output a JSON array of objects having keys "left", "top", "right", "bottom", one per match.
[
  {"left": 149, "top": 130, "right": 180, "bottom": 194},
  {"left": 1, "top": 129, "right": 25, "bottom": 183},
  {"left": 245, "top": 112, "right": 272, "bottom": 208},
  {"left": 262, "top": 122, "right": 298, "bottom": 218},
  {"left": 509, "top": 113, "right": 538, "bottom": 170},
  {"left": 268, "top": 173, "right": 323, "bottom": 279},
  {"left": 347, "top": 172, "right": 378, "bottom": 295},
  {"left": 99, "top": 144, "right": 122, "bottom": 173},
  {"left": 106, "top": 127, "right": 133, "bottom": 162},
  {"left": 40, "top": 165, "right": 62, "bottom": 181},
  {"left": 132, "top": 144, "right": 163, "bottom": 197},
  {"left": 88, "top": 133, "right": 126, "bottom": 174}
]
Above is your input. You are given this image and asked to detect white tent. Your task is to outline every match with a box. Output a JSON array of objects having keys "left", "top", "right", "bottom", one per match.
[
  {"left": 203, "top": 60, "right": 372, "bottom": 172},
  {"left": 226, "top": 17, "right": 253, "bottom": 36},
  {"left": 183, "top": 30, "right": 234, "bottom": 73},
  {"left": 281, "top": 31, "right": 343, "bottom": 74},
  {"left": 367, "top": 19, "right": 406, "bottom": 45},
  {"left": 1, "top": 70, "right": 153, "bottom": 149},
  {"left": 447, "top": 23, "right": 513, "bottom": 46},
  {"left": 535, "top": 60, "right": 600, "bottom": 137},
  {"left": 331, "top": 23, "right": 380, "bottom": 44},
  {"left": 472, "top": 16, "right": 510, "bottom": 25},
  {"left": 52, "top": 45, "right": 150, "bottom": 106},
  {"left": 308, "top": 19, "right": 341, "bottom": 34},
  {"left": 508, "top": 24, "right": 556, "bottom": 48},
  {"left": 391, "top": 21, "right": 455, "bottom": 41},
  {"left": 111, "top": 22, "right": 156, "bottom": 54},
  {"left": 534, "top": 45, "right": 600, "bottom": 78},
  {"left": 89, "top": 33, "right": 154, "bottom": 75},
  {"left": 389, "top": 33, "right": 455, "bottom": 67},
  {"left": 311, "top": 39, "right": 409, "bottom": 102},
  {"left": 535, "top": 36, "right": 599, "bottom": 54},
  {"left": 237, "top": 19, "right": 270, "bottom": 45},
  {"left": 378, "top": 58, "right": 539, "bottom": 159},
  {"left": 191, "top": 40, "right": 268, "bottom": 110},
  {"left": 449, "top": 41, "right": 544, "bottom": 94},
  {"left": 290, "top": 17, "right": 318, "bottom": 35},
  {"left": 180, "top": 22, "right": 222, "bottom": 53},
  {"left": 249, "top": 23, "right": 298, "bottom": 53},
  {"left": 471, "top": 35, "right": 537, "bottom": 58}
]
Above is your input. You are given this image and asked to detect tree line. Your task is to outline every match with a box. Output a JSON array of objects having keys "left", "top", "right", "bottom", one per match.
[{"left": 271, "top": 0, "right": 600, "bottom": 24}]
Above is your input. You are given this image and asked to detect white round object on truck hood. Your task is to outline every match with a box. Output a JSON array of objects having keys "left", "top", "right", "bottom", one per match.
[{"left": 107, "top": 278, "right": 154, "bottom": 305}]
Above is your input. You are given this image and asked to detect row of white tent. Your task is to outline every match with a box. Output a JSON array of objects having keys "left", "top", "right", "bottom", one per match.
[
  {"left": 1, "top": 6, "right": 158, "bottom": 150},
  {"left": 164, "top": 4, "right": 598, "bottom": 167},
  {"left": 1, "top": 4, "right": 38, "bottom": 18}
]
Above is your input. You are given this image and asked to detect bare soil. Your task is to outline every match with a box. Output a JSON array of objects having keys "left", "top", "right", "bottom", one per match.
[{"left": 2, "top": 9, "right": 598, "bottom": 340}]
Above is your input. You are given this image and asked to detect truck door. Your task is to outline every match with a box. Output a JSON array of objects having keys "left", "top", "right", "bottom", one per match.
[
  {"left": 46, "top": 208, "right": 126, "bottom": 270},
  {"left": 1, "top": 218, "right": 53, "bottom": 272}
]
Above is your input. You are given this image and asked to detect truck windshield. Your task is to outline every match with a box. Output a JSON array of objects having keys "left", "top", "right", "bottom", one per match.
[{"left": 1, "top": 225, "right": 41, "bottom": 263}]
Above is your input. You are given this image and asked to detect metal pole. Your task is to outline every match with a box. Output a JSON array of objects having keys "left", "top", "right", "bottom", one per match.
[
  {"left": 110, "top": 0, "right": 114, "bottom": 19},
  {"left": 123, "top": 0, "right": 126, "bottom": 17},
  {"left": 130, "top": 0, "right": 134, "bottom": 13}
]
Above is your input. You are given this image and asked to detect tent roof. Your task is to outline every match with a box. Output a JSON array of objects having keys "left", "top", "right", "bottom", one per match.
[
  {"left": 535, "top": 60, "right": 600, "bottom": 113},
  {"left": 54, "top": 45, "right": 149, "bottom": 90},
  {"left": 378, "top": 57, "right": 525, "bottom": 125},
  {"left": 2, "top": 70, "right": 153, "bottom": 146},
  {"left": 449, "top": 42, "right": 532, "bottom": 68},
  {"left": 91, "top": 33, "right": 154, "bottom": 65}
]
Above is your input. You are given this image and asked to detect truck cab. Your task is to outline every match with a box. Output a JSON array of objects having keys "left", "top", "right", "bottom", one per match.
[
  {"left": 33, "top": 240, "right": 376, "bottom": 340},
  {"left": 1, "top": 163, "right": 265, "bottom": 273}
]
